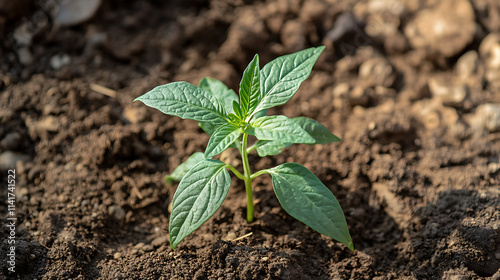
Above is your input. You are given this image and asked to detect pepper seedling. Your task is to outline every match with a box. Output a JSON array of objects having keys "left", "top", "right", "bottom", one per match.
[{"left": 135, "top": 46, "right": 353, "bottom": 250}]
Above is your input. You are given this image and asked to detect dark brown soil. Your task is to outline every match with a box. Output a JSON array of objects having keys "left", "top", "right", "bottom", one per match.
[{"left": 1, "top": 0, "right": 499, "bottom": 279}]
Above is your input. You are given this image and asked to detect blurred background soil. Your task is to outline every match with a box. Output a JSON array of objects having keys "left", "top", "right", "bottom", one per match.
[{"left": 0, "top": 0, "right": 499, "bottom": 279}]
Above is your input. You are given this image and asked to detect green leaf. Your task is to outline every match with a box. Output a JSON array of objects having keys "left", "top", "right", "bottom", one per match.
[
  {"left": 252, "top": 116, "right": 341, "bottom": 157},
  {"left": 199, "top": 121, "right": 238, "bottom": 149},
  {"left": 169, "top": 159, "right": 231, "bottom": 249},
  {"left": 199, "top": 77, "right": 238, "bottom": 115},
  {"left": 165, "top": 152, "right": 206, "bottom": 184},
  {"left": 268, "top": 163, "right": 353, "bottom": 250},
  {"left": 246, "top": 115, "right": 314, "bottom": 144},
  {"left": 252, "top": 116, "right": 340, "bottom": 156},
  {"left": 252, "top": 109, "right": 267, "bottom": 120},
  {"left": 232, "top": 100, "right": 244, "bottom": 121},
  {"left": 135, "top": 81, "right": 227, "bottom": 125},
  {"left": 251, "top": 46, "right": 325, "bottom": 117},
  {"left": 199, "top": 121, "right": 218, "bottom": 136},
  {"left": 197, "top": 77, "right": 239, "bottom": 131},
  {"left": 293, "top": 117, "right": 341, "bottom": 144},
  {"left": 239, "top": 54, "right": 260, "bottom": 117},
  {"left": 254, "top": 140, "right": 291, "bottom": 157},
  {"left": 205, "top": 123, "right": 242, "bottom": 158}
]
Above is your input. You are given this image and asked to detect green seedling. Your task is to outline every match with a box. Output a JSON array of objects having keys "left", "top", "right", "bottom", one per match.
[{"left": 135, "top": 46, "right": 353, "bottom": 250}]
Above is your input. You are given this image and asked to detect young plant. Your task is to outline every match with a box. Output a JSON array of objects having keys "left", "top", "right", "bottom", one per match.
[{"left": 135, "top": 46, "right": 353, "bottom": 250}]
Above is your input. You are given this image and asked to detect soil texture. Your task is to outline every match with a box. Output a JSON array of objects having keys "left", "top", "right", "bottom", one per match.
[{"left": 0, "top": 0, "right": 499, "bottom": 279}]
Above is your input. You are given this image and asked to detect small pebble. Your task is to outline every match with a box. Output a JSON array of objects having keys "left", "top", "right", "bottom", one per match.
[
  {"left": 488, "top": 163, "right": 499, "bottom": 174},
  {"left": 476, "top": 104, "right": 500, "bottom": 132},
  {"left": 125, "top": 211, "right": 133, "bottom": 223},
  {"left": 280, "top": 19, "right": 306, "bottom": 52},
  {"left": 348, "top": 86, "right": 370, "bottom": 107},
  {"left": 0, "top": 132, "right": 21, "bottom": 150},
  {"left": 456, "top": 50, "right": 479, "bottom": 78},
  {"left": 333, "top": 83, "right": 350, "bottom": 97},
  {"left": 18, "top": 47, "right": 33, "bottom": 65},
  {"left": 123, "top": 106, "right": 147, "bottom": 124},
  {"left": 0, "top": 151, "right": 30, "bottom": 170},
  {"left": 359, "top": 57, "right": 395, "bottom": 87},
  {"left": 225, "top": 232, "right": 236, "bottom": 241},
  {"left": 479, "top": 33, "right": 500, "bottom": 70},
  {"left": 428, "top": 76, "right": 468, "bottom": 106},
  {"left": 58, "top": 194, "right": 68, "bottom": 203},
  {"left": 142, "top": 244, "right": 154, "bottom": 252},
  {"left": 151, "top": 235, "right": 169, "bottom": 247},
  {"left": 108, "top": 205, "right": 126, "bottom": 222},
  {"left": 479, "top": 33, "right": 500, "bottom": 88},
  {"left": 50, "top": 54, "right": 71, "bottom": 70},
  {"left": 326, "top": 12, "right": 361, "bottom": 42},
  {"left": 54, "top": 0, "right": 102, "bottom": 26},
  {"left": 26, "top": 116, "right": 61, "bottom": 136},
  {"left": 404, "top": 0, "right": 475, "bottom": 57}
]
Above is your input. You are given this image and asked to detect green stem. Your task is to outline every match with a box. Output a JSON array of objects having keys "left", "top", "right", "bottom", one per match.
[
  {"left": 240, "top": 133, "right": 254, "bottom": 223},
  {"left": 247, "top": 144, "right": 258, "bottom": 154},
  {"left": 225, "top": 164, "right": 245, "bottom": 181},
  {"left": 250, "top": 169, "right": 269, "bottom": 180}
]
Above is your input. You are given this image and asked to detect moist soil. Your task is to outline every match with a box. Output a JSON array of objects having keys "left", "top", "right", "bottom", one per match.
[{"left": 1, "top": 0, "right": 499, "bottom": 279}]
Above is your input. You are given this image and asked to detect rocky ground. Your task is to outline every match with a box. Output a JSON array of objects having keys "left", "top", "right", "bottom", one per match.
[{"left": 0, "top": 0, "right": 499, "bottom": 279}]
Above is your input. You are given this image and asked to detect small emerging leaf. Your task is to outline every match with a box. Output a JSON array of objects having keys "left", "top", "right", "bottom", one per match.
[
  {"left": 165, "top": 152, "right": 205, "bottom": 184},
  {"left": 239, "top": 54, "right": 261, "bottom": 117},
  {"left": 199, "top": 77, "right": 238, "bottom": 115},
  {"left": 269, "top": 163, "right": 353, "bottom": 250},
  {"left": 205, "top": 123, "right": 242, "bottom": 158},
  {"left": 232, "top": 100, "right": 244, "bottom": 121},
  {"left": 246, "top": 115, "right": 314, "bottom": 144},
  {"left": 135, "top": 82, "right": 227, "bottom": 125},
  {"left": 169, "top": 159, "right": 231, "bottom": 249}
]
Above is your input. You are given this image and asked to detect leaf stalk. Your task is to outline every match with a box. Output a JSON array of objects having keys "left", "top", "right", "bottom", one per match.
[
  {"left": 225, "top": 164, "right": 245, "bottom": 181},
  {"left": 250, "top": 169, "right": 269, "bottom": 180}
]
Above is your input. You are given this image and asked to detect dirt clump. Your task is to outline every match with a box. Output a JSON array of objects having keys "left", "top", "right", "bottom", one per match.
[{"left": 0, "top": 0, "right": 499, "bottom": 279}]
